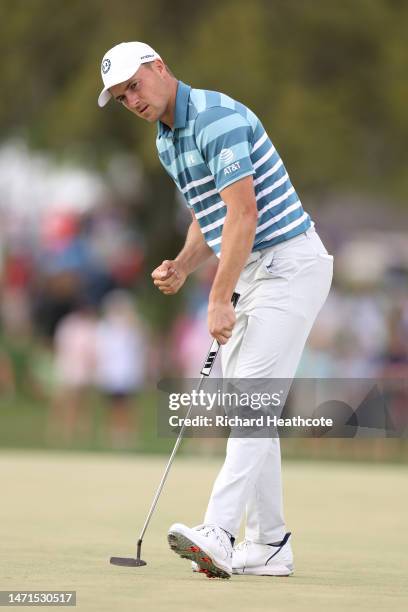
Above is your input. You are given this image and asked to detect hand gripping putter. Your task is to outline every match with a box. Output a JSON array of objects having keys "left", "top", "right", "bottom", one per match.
[{"left": 110, "top": 292, "right": 240, "bottom": 568}]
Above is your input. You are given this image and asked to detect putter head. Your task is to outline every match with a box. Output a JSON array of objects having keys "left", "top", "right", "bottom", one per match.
[{"left": 110, "top": 556, "right": 147, "bottom": 567}]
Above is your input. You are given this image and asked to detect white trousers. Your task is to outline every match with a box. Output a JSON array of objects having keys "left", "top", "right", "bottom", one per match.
[{"left": 204, "top": 228, "right": 333, "bottom": 543}]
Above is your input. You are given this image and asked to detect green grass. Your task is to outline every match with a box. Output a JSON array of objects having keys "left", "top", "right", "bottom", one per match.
[
  {"left": 0, "top": 451, "right": 407, "bottom": 611},
  {"left": 1, "top": 393, "right": 407, "bottom": 463},
  {"left": 0, "top": 392, "right": 174, "bottom": 454}
]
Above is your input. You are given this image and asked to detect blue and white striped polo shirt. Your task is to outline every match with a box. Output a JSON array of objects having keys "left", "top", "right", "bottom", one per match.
[{"left": 156, "top": 81, "right": 312, "bottom": 256}]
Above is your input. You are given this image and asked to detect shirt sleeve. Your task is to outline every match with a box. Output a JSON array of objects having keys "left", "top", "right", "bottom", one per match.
[{"left": 194, "top": 106, "right": 255, "bottom": 192}]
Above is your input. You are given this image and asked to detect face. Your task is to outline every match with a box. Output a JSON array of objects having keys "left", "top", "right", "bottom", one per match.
[{"left": 109, "top": 61, "right": 171, "bottom": 122}]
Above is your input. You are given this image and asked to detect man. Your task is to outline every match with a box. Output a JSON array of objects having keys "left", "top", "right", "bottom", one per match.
[{"left": 98, "top": 41, "right": 333, "bottom": 579}]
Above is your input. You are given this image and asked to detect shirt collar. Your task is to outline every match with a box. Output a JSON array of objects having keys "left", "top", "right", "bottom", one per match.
[{"left": 157, "top": 80, "right": 191, "bottom": 138}]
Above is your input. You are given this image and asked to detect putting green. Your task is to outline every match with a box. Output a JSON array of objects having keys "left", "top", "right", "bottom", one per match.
[{"left": 0, "top": 451, "right": 407, "bottom": 611}]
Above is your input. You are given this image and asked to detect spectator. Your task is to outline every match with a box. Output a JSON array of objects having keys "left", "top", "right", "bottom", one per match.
[
  {"left": 50, "top": 301, "right": 98, "bottom": 444},
  {"left": 95, "top": 290, "right": 146, "bottom": 448}
]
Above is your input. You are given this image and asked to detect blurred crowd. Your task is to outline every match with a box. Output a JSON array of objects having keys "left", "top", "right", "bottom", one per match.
[
  {"left": 298, "top": 289, "right": 408, "bottom": 379},
  {"left": 1, "top": 194, "right": 407, "bottom": 448},
  {"left": 0, "top": 203, "right": 150, "bottom": 447}
]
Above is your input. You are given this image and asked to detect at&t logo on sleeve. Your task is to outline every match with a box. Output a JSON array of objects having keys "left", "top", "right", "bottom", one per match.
[{"left": 220, "top": 148, "right": 241, "bottom": 175}]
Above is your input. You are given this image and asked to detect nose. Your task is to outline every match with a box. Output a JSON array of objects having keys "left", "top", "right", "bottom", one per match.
[{"left": 125, "top": 90, "right": 141, "bottom": 110}]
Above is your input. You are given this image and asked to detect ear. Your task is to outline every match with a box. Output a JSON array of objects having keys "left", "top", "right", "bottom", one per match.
[{"left": 152, "top": 59, "right": 166, "bottom": 76}]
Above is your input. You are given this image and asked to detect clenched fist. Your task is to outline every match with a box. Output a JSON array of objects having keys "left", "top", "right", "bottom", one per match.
[
  {"left": 151, "top": 259, "right": 187, "bottom": 295},
  {"left": 208, "top": 300, "right": 236, "bottom": 345}
]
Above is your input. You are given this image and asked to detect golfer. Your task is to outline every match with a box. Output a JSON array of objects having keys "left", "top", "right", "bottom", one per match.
[{"left": 98, "top": 42, "right": 333, "bottom": 578}]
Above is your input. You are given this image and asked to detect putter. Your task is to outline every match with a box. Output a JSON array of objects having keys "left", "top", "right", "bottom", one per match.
[{"left": 110, "top": 291, "right": 240, "bottom": 568}]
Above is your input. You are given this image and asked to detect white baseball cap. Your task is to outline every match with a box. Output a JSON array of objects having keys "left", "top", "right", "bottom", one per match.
[{"left": 98, "top": 41, "right": 161, "bottom": 107}]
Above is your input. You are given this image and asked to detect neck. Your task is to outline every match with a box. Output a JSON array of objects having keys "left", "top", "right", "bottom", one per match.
[{"left": 159, "top": 78, "right": 179, "bottom": 130}]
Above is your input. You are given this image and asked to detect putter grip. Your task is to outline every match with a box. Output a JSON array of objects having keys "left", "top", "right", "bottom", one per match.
[{"left": 200, "top": 291, "right": 240, "bottom": 377}]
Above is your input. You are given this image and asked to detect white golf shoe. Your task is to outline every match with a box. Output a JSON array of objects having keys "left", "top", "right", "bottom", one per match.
[
  {"left": 168, "top": 523, "right": 233, "bottom": 579},
  {"left": 232, "top": 532, "right": 294, "bottom": 576}
]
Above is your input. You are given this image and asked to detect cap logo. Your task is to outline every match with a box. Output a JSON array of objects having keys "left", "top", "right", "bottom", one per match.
[{"left": 102, "top": 58, "right": 111, "bottom": 74}]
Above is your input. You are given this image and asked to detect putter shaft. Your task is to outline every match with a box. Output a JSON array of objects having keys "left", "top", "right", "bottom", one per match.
[{"left": 113, "top": 291, "right": 239, "bottom": 563}]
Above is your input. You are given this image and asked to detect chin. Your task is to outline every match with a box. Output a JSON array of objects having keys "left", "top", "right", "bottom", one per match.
[{"left": 140, "top": 108, "right": 158, "bottom": 122}]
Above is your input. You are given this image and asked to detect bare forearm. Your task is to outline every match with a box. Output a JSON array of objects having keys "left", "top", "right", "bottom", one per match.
[
  {"left": 175, "top": 217, "right": 214, "bottom": 275},
  {"left": 209, "top": 207, "right": 257, "bottom": 303}
]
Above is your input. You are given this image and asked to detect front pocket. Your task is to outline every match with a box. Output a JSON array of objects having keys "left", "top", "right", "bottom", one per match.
[{"left": 258, "top": 254, "right": 302, "bottom": 281}]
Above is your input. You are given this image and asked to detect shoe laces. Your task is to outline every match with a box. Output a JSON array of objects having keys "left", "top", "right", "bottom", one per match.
[
  {"left": 194, "top": 524, "right": 232, "bottom": 557},
  {"left": 235, "top": 539, "right": 250, "bottom": 552}
]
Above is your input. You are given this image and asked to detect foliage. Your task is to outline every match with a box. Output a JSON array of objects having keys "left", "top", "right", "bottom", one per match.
[{"left": 1, "top": 0, "right": 406, "bottom": 198}]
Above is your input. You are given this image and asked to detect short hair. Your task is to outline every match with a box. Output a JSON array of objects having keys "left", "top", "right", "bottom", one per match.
[{"left": 144, "top": 60, "right": 175, "bottom": 77}]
